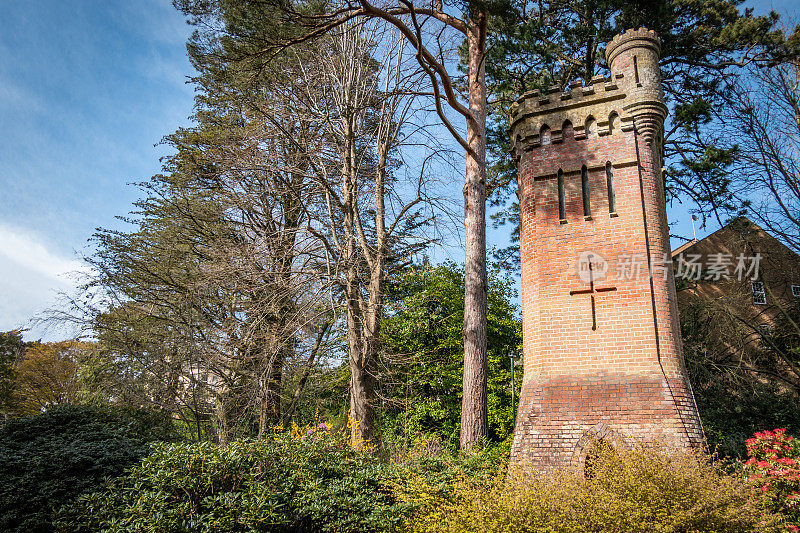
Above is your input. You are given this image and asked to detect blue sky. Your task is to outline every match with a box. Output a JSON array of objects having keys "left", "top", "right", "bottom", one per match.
[
  {"left": 0, "top": 0, "right": 797, "bottom": 340},
  {"left": 0, "top": 1, "right": 194, "bottom": 338}
]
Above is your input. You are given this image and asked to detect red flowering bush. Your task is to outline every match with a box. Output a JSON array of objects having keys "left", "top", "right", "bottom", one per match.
[{"left": 745, "top": 428, "right": 800, "bottom": 529}]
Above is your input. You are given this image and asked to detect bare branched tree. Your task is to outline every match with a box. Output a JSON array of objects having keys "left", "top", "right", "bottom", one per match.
[
  {"left": 40, "top": 16, "right": 447, "bottom": 445},
  {"left": 297, "top": 20, "right": 444, "bottom": 443},
  {"left": 729, "top": 52, "right": 800, "bottom": 252},
  {"left": 175, "top": 0, "right": 493, "bottom": 448}
]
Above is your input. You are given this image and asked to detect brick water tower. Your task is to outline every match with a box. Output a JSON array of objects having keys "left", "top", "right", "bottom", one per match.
[{"left": 508, "top": 28, "right": 704, "bottom": 472}]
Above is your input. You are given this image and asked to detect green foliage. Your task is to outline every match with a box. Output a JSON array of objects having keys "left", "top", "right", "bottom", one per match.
[
  {"left": 0, "top": 404, "right": 179, "bottom": 533},
  {"left": 8, "top": 340, "right": 103, "bottom": 416},
  {"left": 291, "top": 363, "right": 350, "bottom": 427},
  {"left": 57, "top": 427, "right": 505, "bottom": 533},
  {"left": 0, "top": 330, "right": 25, "bottom": 417},
  {"left": 381, "top": 262, "right": 522, "bottom": 446},
  {"left": 696, "top": 379, "right": 800, "bottom": 459},
  {"left": 405, "top": 444, "right": 778, "bottom": 532}
]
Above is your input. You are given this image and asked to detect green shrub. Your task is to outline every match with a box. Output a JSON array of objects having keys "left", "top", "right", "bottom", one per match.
[
  {"left": 59, "top": 424, "right": 505, "bottom": 533},
  {"left": 59, "top": 426, "right": 395, "bottom": 532},
  {"left": 403, "top": 443, "right": 781, "bottom": 533},
  {"left": 0, "top": 404, "right": 179, "bottom": 533}
]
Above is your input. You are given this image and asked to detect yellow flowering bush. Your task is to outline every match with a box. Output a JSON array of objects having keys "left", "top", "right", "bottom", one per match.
[{"left": 402, "top": 443, "right": 781, "bottom": 533}]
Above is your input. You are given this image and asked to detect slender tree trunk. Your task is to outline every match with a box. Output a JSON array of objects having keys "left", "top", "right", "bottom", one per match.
[
  {"left": 365, "top": 146, "right": 387, "bottom": 365},
  {"left": 215, "top": 395, "right": 233, "bottom": 445},
  {"left": 349, "top": 312, "right": 375, "bottom": 445},
  {"left": 257, "top": 170, "right": 304, "bottom": 436},
  {"left": 460, "top": 15, "right": 489, "bottom": 450},
  {"left": 357, "top": 143, "right": 388, "bottom": 444},
  {"left": 340, "top": 119, "right": 376, "bottom": 446},
  {"left": 347, "top": 274, "right": 375, "bottom": 444},
  {"left": 156, "top": 349, "right": 180, "bottom": 411}
]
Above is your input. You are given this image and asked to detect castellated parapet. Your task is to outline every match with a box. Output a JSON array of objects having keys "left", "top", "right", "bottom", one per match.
[
  {"left": 510, "top": 28, "right": 667, "bottom": 154},
  {"left": 508, "top": 28, "right": 704, "bottom": 474}
]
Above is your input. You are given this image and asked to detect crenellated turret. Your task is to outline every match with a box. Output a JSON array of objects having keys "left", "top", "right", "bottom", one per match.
[
  {"left": 605, "top": 28, "right": 666, "bottom": 145},
  {"left": 509, "top": 74, "right": 633, "bottom": 156},
  {"left": 508, "top": 28, "right": 703, "bottom": 475},
  {"left": 509, "top": 27, "right": 667, "bottom": 156}
]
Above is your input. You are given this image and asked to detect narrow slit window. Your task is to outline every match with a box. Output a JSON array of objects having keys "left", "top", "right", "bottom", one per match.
[
  {"left": 558, "top": 169, "right": 566, "bottom": 221},
  {"left": 581, "top": 165, "right": 591, "bottom": 217},
  {"left": 541, "top": 125, "right": 551, "bottom": 145},
  {"left": 585, "top": 116, "right": 597, "bottom": 138},
  {"left": 606, "top": 162, "right": 616, "bottom": 214},
  {"left": 633, "top": 55, "right": 640, "bottom": 84},
  {"left": 752, "top": 281, "right": 767, "bottom": 305}
]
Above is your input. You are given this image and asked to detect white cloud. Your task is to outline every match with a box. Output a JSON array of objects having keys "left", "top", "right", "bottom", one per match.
[
  {"left": 0, "top": 223, "right": 89, "bottom": 339},
  {"left": 0, "top": 223, "right": 85, "bottom": 281}
]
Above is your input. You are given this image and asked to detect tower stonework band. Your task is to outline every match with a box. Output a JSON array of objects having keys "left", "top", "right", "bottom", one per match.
[{"left": 509, "top": 28, "right": 704, "bottom": 472}]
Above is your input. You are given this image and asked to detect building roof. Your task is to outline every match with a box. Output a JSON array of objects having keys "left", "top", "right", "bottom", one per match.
[{"left": 670, "top": 217, "right": 800, "bottom": 261}]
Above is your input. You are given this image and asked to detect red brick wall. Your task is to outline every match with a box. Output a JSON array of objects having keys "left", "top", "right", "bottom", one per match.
[{"left": 510, "top": 125, "right": 704, "bottom": 472}]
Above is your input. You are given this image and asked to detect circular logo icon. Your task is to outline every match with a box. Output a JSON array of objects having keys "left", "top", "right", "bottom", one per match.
[{"left": 577, "top": 251, "right": 608, "bottom": 283}]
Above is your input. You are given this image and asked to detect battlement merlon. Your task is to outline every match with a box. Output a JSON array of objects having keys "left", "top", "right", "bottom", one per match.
[
  {"left": 509, "top": 27, "right": 668, "bottom": 158},
  {"left": 606, "top": 27, "right": 662, "bottom": 74}
]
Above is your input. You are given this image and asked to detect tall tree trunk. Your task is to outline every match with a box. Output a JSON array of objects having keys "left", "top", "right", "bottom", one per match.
[
  {"left": 356, "top": 143, "right": 389, "bottom": 445},
  {"left": 215, "top": 395, "right": 233, "bottom": 445},
  {"left": 341, "top": 120, "right": 376, "bottom": 446},
  {"left": 460, "top": 14, "right": 489, "bottom": 450},
  {"left": 156, "top": 348, "right": 180, "bottom": 411},
  {"left": 258, "top": 345, "right": 284, "bottom": 435},
  {"left": 348, "top": 290, "right": 375, "bottom": 445},
  {"left": 257, "top": 169, "right": 304, "bottom": 436},
  {"left": 365, "top": 145, "right": 387, "bottom": 371}
]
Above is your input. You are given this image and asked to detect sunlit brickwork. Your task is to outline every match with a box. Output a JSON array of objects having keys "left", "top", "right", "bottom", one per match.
[{"left": 508, "top": 28, "right": 704, "bottom": 473}]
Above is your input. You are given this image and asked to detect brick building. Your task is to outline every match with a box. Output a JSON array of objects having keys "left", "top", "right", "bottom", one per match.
[
  {"left": 508, "top": 28, "right": 704, "bottom": 473},
  {"left": 673, "top": 217, "right": 800, "bottom": 351}
]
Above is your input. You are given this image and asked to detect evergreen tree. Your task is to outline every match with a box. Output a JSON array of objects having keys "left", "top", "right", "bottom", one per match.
[{"left": 381, "top": 262, "right": 522, "bottom": 446}]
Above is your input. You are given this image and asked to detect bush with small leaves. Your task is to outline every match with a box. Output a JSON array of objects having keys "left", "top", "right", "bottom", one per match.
[
  {"left": 59, "top": 423, "right": 505, "bottom": 533},
  {"left": 403, "top": 443, "right": 780, "bottom": 533},
  {"left": 59, "top": 425, "right": 395, "bottom": 532}
]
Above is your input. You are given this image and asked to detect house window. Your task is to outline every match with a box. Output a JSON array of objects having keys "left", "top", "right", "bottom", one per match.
[
  {"left": 606, "top": 162, "right": 616, "bottom": 214},
  {"left": 752, "top": 281, "right": 767, "bottom": 305},
  {"left": 557, "top": 169, "right": 566, "bottom": 221},
  {"left": 792, "top": 284, "right": 800, "bottom": 299},
  {"left": 581, "top": 165, "right": 591, "bottom": 217}
]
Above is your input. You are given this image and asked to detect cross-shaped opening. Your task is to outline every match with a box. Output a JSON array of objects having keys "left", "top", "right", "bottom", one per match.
[{"left": 570, "top": 255, "right": 617, "bottom": 330}]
